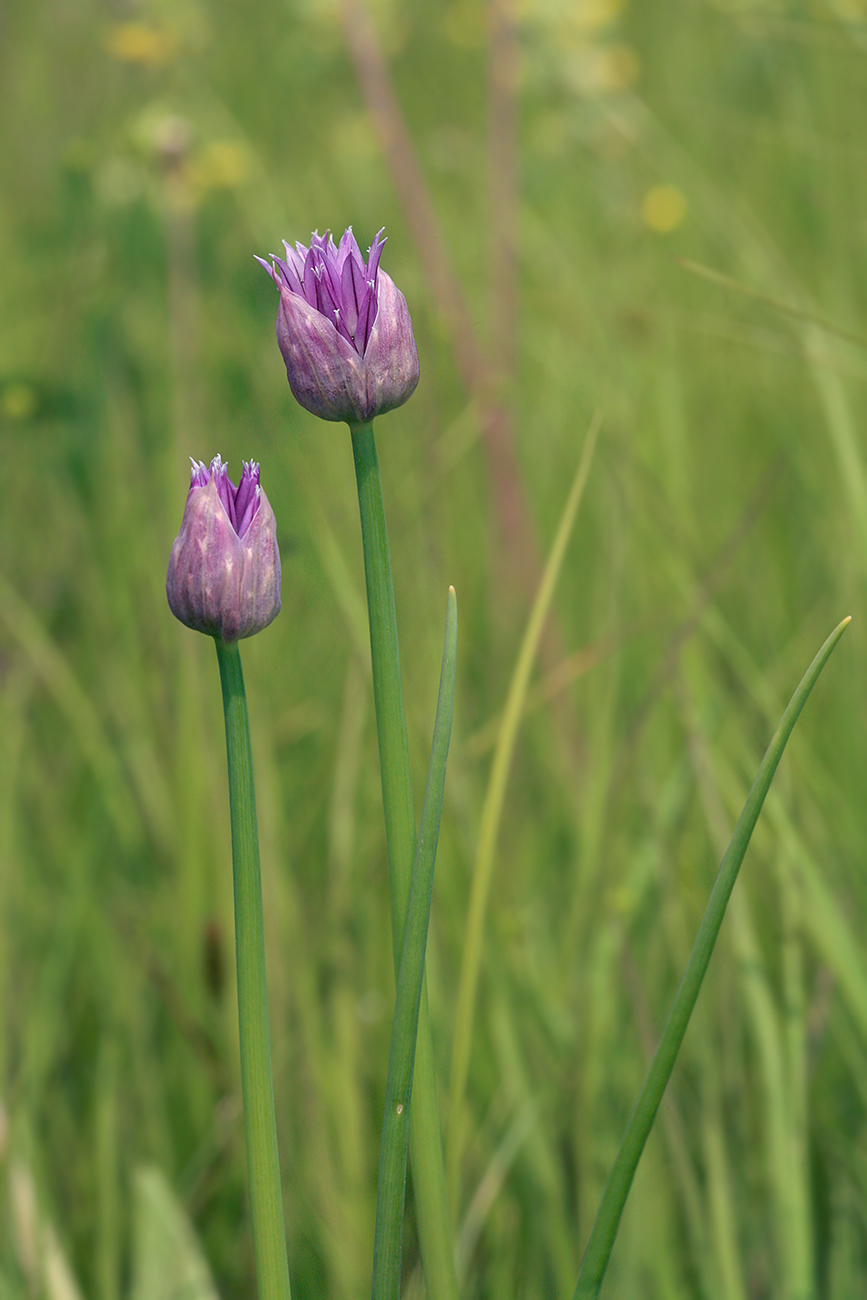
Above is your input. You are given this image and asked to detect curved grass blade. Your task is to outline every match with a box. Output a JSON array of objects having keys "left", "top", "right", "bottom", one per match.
[
  {"left": 446, "top": 413, "right": 602, "bottom": 1211},
  {"left": 677, "top": 258, "right": 867, "bottom": 351},
  {"left": 370, "top": 588, "right": 458, "bottom": 1300},
  {"left": 573, "top": 615, "right": 852, "bottom": 1300}
]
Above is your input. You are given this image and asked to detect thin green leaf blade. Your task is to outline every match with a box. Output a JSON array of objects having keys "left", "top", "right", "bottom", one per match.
[
  {"left": 573, "top": 615, "right": 852, "bottom": 1300},
  {"left": 371, "top": 587, "right": 458, "bottom": 1300}
]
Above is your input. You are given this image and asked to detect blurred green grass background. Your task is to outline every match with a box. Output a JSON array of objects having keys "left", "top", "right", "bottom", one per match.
[{"left": 3, "top": 0, "right": 867, "bottom": 1296}]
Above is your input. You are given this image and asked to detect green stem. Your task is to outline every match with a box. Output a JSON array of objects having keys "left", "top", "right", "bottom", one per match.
[
  {"left": 350, "top": 422, "right": 458, "bottom": 1300},
  {"left": 572, "top": 616, "right": 851, "bottom": 1300},
  {"left": 371, "top": 588, "right": 458, "bottom": 1300},
  {"left": 215, "top": 638, "right": 292, "bottom": 1300}
]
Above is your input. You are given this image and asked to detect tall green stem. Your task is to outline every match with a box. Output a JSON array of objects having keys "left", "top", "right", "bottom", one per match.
[
  {"left": 215, "top": 638, "right": 292, "bottom": 1300},
  {"left": 350, "top": 422, "right": 458, "bottom": 1300}
]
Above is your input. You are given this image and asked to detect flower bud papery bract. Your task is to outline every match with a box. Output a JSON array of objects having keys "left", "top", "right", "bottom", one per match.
[
  {"left": 167, "top": 456, "right": 282, "bottom": 642},
  {"left": 256, "top": 228, "right": 420, "bottom": 424}
]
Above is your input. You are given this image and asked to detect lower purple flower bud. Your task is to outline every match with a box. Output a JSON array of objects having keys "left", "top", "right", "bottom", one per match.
[
  {"left": 257, "top": 227, "right": 420, "bottom": 424},
  {"left": 167, "top": 456, "right": 282, "bottom": 642}
]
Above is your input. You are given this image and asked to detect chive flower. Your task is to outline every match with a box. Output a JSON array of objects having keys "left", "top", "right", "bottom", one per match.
[
  {"left": 257, "top": 227, "right": 419, "bottom": 424},
  {"left": 166, "top": 456, "right": 281, "bottom": 642}
]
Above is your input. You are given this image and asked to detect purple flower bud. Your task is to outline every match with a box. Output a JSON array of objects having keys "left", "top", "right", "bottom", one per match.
[
  {"left": 257, "top": 227, "right": 420, "bottom": 424},
  {"left": 167, "top": 456, "right": 282, "bottom": 642}
]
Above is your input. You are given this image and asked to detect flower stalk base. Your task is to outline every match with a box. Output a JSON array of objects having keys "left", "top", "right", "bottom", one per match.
[
  {"left": 350, "top": 423, "right": 458, "bottom": 1300},
  {"left": 215, "top": 637, "right": 292, "bottom": 1300}
]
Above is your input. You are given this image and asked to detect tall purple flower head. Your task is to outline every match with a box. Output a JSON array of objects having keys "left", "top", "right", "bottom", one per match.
[
  {"left": 257, "top": 228, "right": 419, "bottom": 425},
  {"left": 167, "top": 456, "right": 282, "bottom": 642}
]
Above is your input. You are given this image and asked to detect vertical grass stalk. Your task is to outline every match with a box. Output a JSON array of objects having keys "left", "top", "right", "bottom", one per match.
[
  {"left": 371, "top": 587, "right": 458, "bottom": 1300},
  {"left": 350, "top": 421, "right": 458, "bottom": 1300},
  {"left": 215, "top": 638, "right": 292, "bottom": 1300},
  {"left": 572, "top": 616, "right": 851, "bottom": 1300},
  {"left": 447, "top": 415, "right": 601, "bottom": 1211}
]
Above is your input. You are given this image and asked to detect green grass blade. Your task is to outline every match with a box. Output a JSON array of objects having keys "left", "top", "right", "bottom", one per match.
[
  {"left": 677, "top": 258, "right": 867, "bottom": 351},
  {"left": 572, "top": 615, "right": 851, "bottom": 1300},
  {"left": 371, "top": 588, "right": 458, "bottom": 1300},
  {"left": 0, "top": 572, "right": 141, "bottom": 851},
  {"left": 446, "top": 413, "right": 602, "bottom": 1212}
]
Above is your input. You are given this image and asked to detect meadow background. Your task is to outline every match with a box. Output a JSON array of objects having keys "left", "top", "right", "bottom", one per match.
[{"left": 3, "top": 0, "right": 867, "bottom": 1296}]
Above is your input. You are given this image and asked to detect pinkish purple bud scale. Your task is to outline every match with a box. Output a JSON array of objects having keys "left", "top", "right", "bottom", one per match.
[
  {"left": 257, "top": 227, "right": 420, "bottom": 424},
  {"left": 167, "top": 456, "right": 282, "bottom": 642}
]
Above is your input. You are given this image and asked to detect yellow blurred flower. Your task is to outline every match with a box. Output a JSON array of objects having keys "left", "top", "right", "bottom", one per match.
[
  {"left": 641, "top": 184, "right": 688, "bottom": 233},
  {"left": 515, "top": 0, "right": 625, "bottom": 30},
  {"left": 190, "top": 141, "right": 252, "bottom": 192},
  {"left": 103, "top": 23, "right": 178, "bottom": 67},
  {"left": 444, "top": 0, "right": 486, "bottom": 49},
  {"left": 563, "top": 41, "right": 639, "bottom": 96},
  {"left": 1, "top": 384, "right": 37, "bottom": 422},
  {"left": 571, "top": 0, "right": 626, "bottom": 34},
  {"left": 593, "top": 43, "right": 640, "bottom": 91},
  {"left": 821, "top": 0, "right": 867, "bottom": 21}
]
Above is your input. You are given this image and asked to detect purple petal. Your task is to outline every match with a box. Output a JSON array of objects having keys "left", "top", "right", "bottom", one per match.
[
  {"left": 313, "top": 260, "right": 355, "bottom": 348},
  {"left": 282, "top": 241, "right": 307, "bottom": 281},
  {"left": 210, "top": 455, "right": 238, "bottom": 529},
  {"left": 313, "top": 243, "right": 345, "bottom": 310},
  {"left": 301, "top": 245, "right": 318, "bottom": 306},
  {"left": 360, "top": 269, "right": 419, "bottom": 418},
  {"left": 341, "top": 243, "right": 367, "bottom": 343},
  {"left": 354, "top": 230, "right": 387, "bottom": 354},
  {"left": 254, "top": 255, "right": 281, "bottom": 288},
  {"left": 274, "top": 254, "right": 303, "bottom": 296},
  {"left": 234, "top": 461, "right": 261, "bottom": 537},
  {"left": 275, "top": 288, "right": 368, "bottom": 422},
  {"left": 355, "top": 280, "right": 378, "bottom": 356},
  {"left": 336, "top": 227, "right": 363, "bottom": 275},
  {"left": 189, "top": 457, "right": 210, "bottom": 490},
  {"left": 366, "top": 228, "right": 387, "bottom": 285}
]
